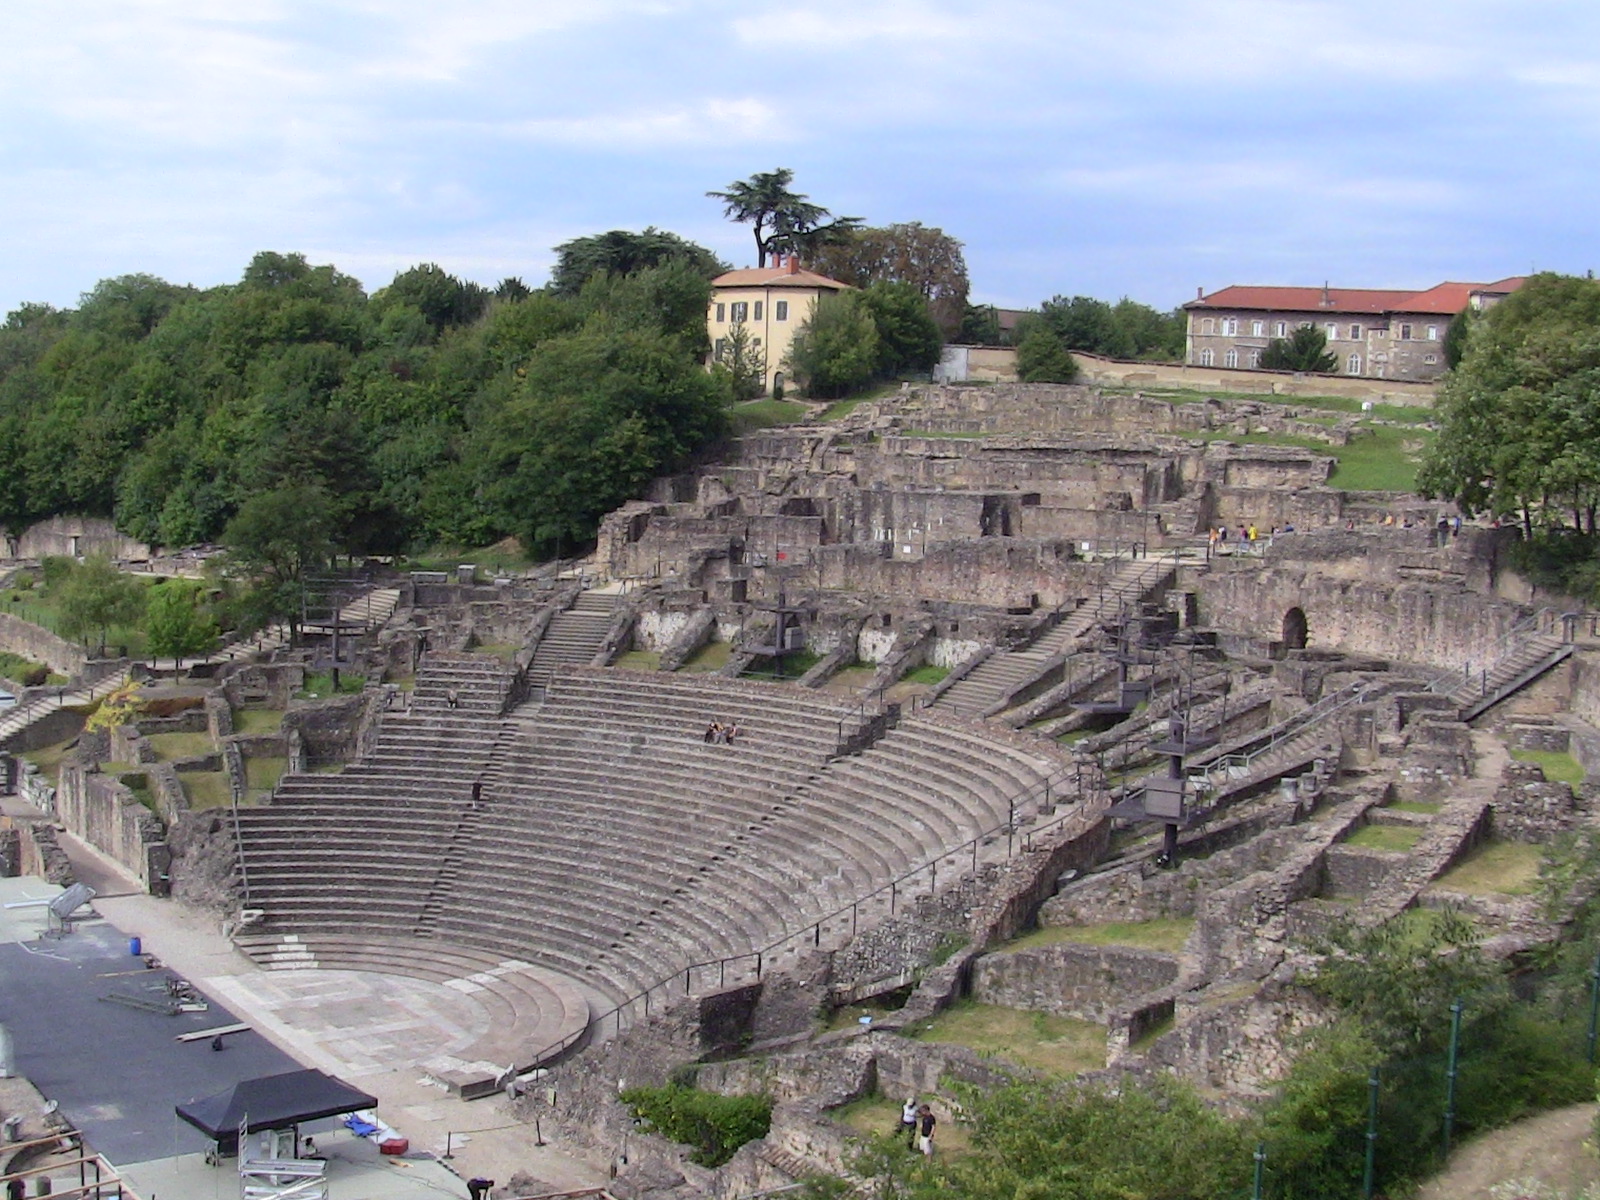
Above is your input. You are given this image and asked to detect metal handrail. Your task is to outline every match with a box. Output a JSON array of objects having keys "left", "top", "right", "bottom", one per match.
[
  {"left": 509, "top": 763, "right": 1087, "bottom": 1073},
  {"left": 1190, "top": 679, "right": 1374, "bottom": 784}
]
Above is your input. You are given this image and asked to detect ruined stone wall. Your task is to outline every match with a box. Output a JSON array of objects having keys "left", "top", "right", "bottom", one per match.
[
  {"left": 0, "top": 515, "right": 150, "bottom": 561},
  {"left": 815, "top": 541, "right": 1094, "bottom": 608},
  {"left": 971, "top": 942, "right": 1180, "bottom": 1021},
  {"left": 0, "top": 613, "right": 86, "bottom": 676},
  {"left": 55, "top": 763, "right": 165, "bottom": 889}
]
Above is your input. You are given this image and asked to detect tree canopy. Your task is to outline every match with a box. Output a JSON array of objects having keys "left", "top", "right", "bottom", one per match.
[
  {"left": 708, "top": 169, "right": 861, "bottom": 268},
  {"left": 1418, "top": 273, "right": 1600, "bottom": 534},
  {"left": 1261, "top": 324, "right": 1338, "bottom": 373},
  {"left": 1022, "top": 294, "right": 1184, "bottom": 360},
  {"left": 805, "top": 223, "right": 970, "bottom": 337},
  {"left": 0, "top": 242, "right": 732, "bottom": 564}
]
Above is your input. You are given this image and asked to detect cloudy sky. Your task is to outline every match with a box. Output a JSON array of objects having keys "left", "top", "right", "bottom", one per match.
[{"left": 2, "top": 1, "right": 1597, "bottom": 317}]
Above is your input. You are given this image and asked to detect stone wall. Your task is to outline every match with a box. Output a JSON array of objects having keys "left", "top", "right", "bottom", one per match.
[
  {"left": 282, "top": 693, "right": 372, "bottom": 767},
  {"left": 0, "top": 515, "right": 150, "bottom": 561},
  {"left": 0, "top": 612, "right": 86, "bottom": 677},
  {"left": 1069, "top": 352, "right": 1438, "bottom": 406},
  {"left": 971, "top": 941, "right": 1180, "bottom": 1021},
  {"left": 1493, "top": 761, "right": 1589, "bottom": 841},
  {"left": 54, "top": 762, "right": 166, "bottom": 890}
]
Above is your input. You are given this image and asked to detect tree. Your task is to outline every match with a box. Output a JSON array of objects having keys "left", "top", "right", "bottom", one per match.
[
  {"left": 957, "top": 304, "right": 1004, "bottom": 346},
  {"left": 1015, "top": 326, "right": 1079, "bottom": 383},
  {"left": 1419, "top": 273, "right": 1600, "bottom": 530},
  {"left": 857, "top": 282, "right": 942, "bottom": 378},
  {"left": 708, "top": 169, "right": 861, "bottom": 268},
  {"left": 784, "top": 292, "right": 880, "bottom": 398},
  {"left": 1261, "top": 324, "right": 1338, "bottom": 372},
  {"left": 806, "top": 223, "right": 970, "bottom": 337},
  {"left": 373, "top": 264, "right": 490, "bottom": 333},
  {"left": 549, "top": 228, "right": 725, "bottom": 298},
  {"left": 144, "top": 580, "right": 218, "bottom": 669},
  {"left": 221, "top": 484, "right": 336, "bottom": 643},
  {"left": 714, "top": 322, "right": 767, "bottom": 402},
  {"left": 55, "top": 556, "right": 146, "bottom": 656}
]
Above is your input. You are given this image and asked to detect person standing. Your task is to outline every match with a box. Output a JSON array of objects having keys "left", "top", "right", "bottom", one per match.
[
  {"left": 916, "top": 1104, "right": 936, "bottom": 1157},
  {"left": 899, "top": 1096, "right": 918, "bottom": 1148}
]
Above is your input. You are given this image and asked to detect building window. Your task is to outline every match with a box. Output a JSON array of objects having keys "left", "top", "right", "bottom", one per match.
[
  {"left": 715, "top": 303, "right": 725, "bottom": 323},
  {"left": 1426, "top": 324, "right": 1439, "bottom": 340},
  {"left": 1399, "top": 323, "right": 1413, "bottom": 340},
  {"left": 1199, "top": 348, "right": 1214, "bottom": 366},
  {"left": 1249, "top": 349, "right": 1262, "bottom": 368},
  {"left": 753, "top": 338, "right": 762, "bottom": 348},
  {"left": 731, "top": 301, "right": 748, "bottom": 323},
  {"left": 1221, "top": 318, "right": 1239, "bottom": 336},
  {"left": 1251, "top": 320, "right": 1264, "bottom": 336},
  {"left": 775, "top": 300, "right": 789, "bottom": 321},
  {"left": 1200, "top": 317, "right": 1215, "bottom": 335},
  {"left": 715, "top": 338, "right": 727, "bottom": 356},
  {"left": 1224, "top": 348, "right": 1239, "bottom": 368},
  {"left": 1348, "top": 353, "right": 1362, "bottom": 374},
  {"left": 1350, "top": 323, "right": 1362, "bottom": 340},
  {"left": 1423, "top": 353, "right": 1438, "bottom": 364},
  {"left": 1325, "top": 323, "right": 1339, "bottom": 341},
  {"left": 1275, "top": 321, "right": 1287, "bottom": 337},
  {"left": 753, "top": 302, "right": 763, "bottom": 321}
]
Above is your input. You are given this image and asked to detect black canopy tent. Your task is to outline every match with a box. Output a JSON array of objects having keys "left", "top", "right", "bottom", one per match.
[{"left": 176, "top": 1068, "right": 378, "bottom": 1154}]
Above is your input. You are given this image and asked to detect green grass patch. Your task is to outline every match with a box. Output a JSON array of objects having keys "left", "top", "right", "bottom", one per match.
[
  {"left": 744, "top": 649, "right": 822, "bottom": 680},
  {"left": 1186, "top": 422, "right": 1433, "bottom": 492},
  {"left": 1510, "top": 748, "right": 1585, "bottom": 785},
  {"left": 244, "top": 756, "right": 287, "bottom": 797},
  {"left": 1055, "top": 727, "right": 1093, "bottom": 744},
  {"left": 729, "top": 398, "right": 808, "bottom": 433},
  {"left": 820, "top": 396, "right": 868, "bottom": 421},
  {"left": 1, "top": 577, "right": 155, "bottom": 657},
  {"left": 0, "top": 650, "right": 67, "bottom": 687},
  {"left": 1388, "top": 799, "right": 1442, "bottom": 814},
  {"left": 20, "top": 736, "right": 79, "bottom": 785},
  {"left": 901, "top": 663, "right": 949, "bottom": 686},
  {"left": 404, "top": 539, "right": 533, "bottom": 575},
  {"left": 1130, "top": 385, "right": 1436, "bottom": 426},
  {"left": 144, "top": 731, "right": 215, "bottom": 762},
  {"left": 469, "top": 641, "right": 521, "bottom": 663},
  {"left": 681, "top": 641, "right": 731, "bottom": 674},
  {"left": 119, "top": 772, "right": 159, "bottom": 815},
  {"left": 296, "top": 670, "right": 366, "bottom": 699},
  {"left": 231, "top": 708, "right": 283, "bottom": 734},
  {"left": 1432, "top": 838, "right": 1542, "bottom": 896},
  {"left": 178, "top": 770, "right": 234, "bottom": 809},
  {"left": 908, "top": 1001, "right": 1105, "bottom": 1077},
  {"left": 1345, "top": 823, "right": 1424, "bottom": 852},
  {"left": 612, "top": 649, "right": 662, "bottom": 671},
  {"left": 1129, "top": 1015, "right": 1175, "bottom": 1053},
  {"left": 1004, "top": 918, "right": 1195, "bottom": 954}
]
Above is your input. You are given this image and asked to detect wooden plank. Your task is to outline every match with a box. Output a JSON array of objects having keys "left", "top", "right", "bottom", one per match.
[{"left": 175, "top": 1022, "right": 251, "bottom": 1042}]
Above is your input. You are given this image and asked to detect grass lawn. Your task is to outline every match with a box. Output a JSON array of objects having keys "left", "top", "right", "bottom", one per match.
[
  {"left": 179, "top": 770, "right": 234, "bottom": 809},
  {"left": 1003, "top": 918, "right": 1195, "bottom": 954},
  {"left": 144, "top": 731, "right": 215, "bottom": 762},
  {"left": 296, "top": 670, "right": 366, "bottom": 699},
  {"left": 909, "top": 1001, "right": 1106, "bottom": 1077},
  {"left": 405, "top": 539, "right": 533, "bottom": 575},
  {"left": 681, "top": 641, "right": 731, "bottom": 674},
  {"left": 830, "top": 1095, "right": 974, "bottom": 1157},
  {"left": 231, "top": 708, "right": 284, "bottom": 734},
  {"left": 820, "top": 396, "right": 868, "bottom": 421},
  {"left": 612, "top": 649, "right": 662, "bottom": 671},
  {"left": 1510, "top": 748, "right": 1585, "bottom": 785},
  {"left": 470, "top": 641, "right": 521, "bottom": 662},
  {"left": 1128, "top": 385, "right": 1436, "bottom": 427},
  {"left": 245, "top": 756, "right": 287, "bottom": 797},
  {"left": 729, "top": 398, "right": 808, "bottom": 433},
  {"left": 1345, "top": 823, "right": 1424, "bottom": 852},
  {"left": 901, "top": 663, "right": 949, "bottom": 686},
  {"left": 20, "top": 736, "right": 79, "bottom": 784},
  {"left": 1, "top": 576, "right": 156, "bottom": 658},
  {"left": 1388, "top": 799, "right": 1442, "bottom": 814},
  {"left": 744, "top": 650, "right": 821, "bottom": 681},
  {"left": 0, "top": 650, "right": 67, "bottom": 687},
  {"left": 1185, "top": 423, "right": 1433, "bottom": 492},
  {"left": 1432, "top": 839, "right": 1542, "bottom": 896}
]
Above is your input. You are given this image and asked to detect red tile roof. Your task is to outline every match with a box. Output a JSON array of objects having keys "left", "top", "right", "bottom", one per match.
[
  {"left": 711, "top": 266, "right": 849, "bottom": 291},
  {"left": 1187, "top": 278, "right": 1524, "bottom": 316}
]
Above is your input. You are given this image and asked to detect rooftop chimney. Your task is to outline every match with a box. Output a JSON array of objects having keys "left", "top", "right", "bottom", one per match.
[
  {"left": 1320, "top": 281, "right": 1332, "bottom": 307},
  {"left": 1196, "top": 286, "right": 1204, "bottom": 301},
  {"left": 787, "top": 255, "right": 800, "bottom": 275}
]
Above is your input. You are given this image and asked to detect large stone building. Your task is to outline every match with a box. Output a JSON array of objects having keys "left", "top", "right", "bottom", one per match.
[
  {"left": 707, "top": 258, "right": 848, "bottom": 393},
  {"left": 1184, "top": 278, "right": 1523, "bottom": 381}
]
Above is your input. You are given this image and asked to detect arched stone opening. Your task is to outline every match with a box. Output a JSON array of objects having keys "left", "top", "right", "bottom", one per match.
[{"left": 1282, "top": 606, "right": 1308, "bottom": 651}]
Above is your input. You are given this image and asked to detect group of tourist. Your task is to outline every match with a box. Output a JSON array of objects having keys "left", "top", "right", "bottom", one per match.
[
  {"left": 702, "top": 721, "right": 741, "bottom": 744},
  {"left": 897, "top": 1097, "right": 937, "bottom": 1156},
  {"left": 1207, "top": 523, "right": 1293, "bottom": 552}
]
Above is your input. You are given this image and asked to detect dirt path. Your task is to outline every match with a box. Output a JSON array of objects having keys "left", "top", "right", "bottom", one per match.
[{"left": 1413, "top": 1102, "right": 1599, "bottom": 1200}]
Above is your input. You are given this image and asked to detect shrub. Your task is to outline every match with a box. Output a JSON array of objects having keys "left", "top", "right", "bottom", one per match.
[{"left": 621, "top": 1083, "right": 772, "bottom": 1167}]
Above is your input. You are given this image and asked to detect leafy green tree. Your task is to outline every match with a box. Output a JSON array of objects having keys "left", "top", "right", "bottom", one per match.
[
  {"left": 957, "top": 304, "right": 1004, "bottom": 346},
  {"left": 144, "top": 580, "right": 218, "bottom": 668},
  {"left": 714, "top": 322, "right": 767, "bottom": 402},
  {"left": 708, "top": 169, "right": 862, "bottom": 268},
  {"left": 221, "top": 484, "right": 336, "bottom": 642},
  {"left": 806, "top": 223, "right": 970, "bottom": 336},
  {"left": 1015, "top": 326, "right": 1079, "bottom": 383},
  {"left": 373, "top": 264, "right": 489, "bottom": 333},
  {"left": 784, "top": 292, "right": 880, "bottom": 398},
  {"left": 1261, "top": 324, "right": 1338, "bottom": 372},
  {"left": 55, "top": 556, "right": 146, "bottom": 656},
  {"left": 548, "top": 228, "right": 725, "bottom": 298},
  {"left": 857, "top": 282, "right": 942, "bottom": 378}
]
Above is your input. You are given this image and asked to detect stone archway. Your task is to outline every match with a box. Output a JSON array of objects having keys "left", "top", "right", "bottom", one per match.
[{"left": 1282, "top": 606, "right": 1308, "bottom": 651}]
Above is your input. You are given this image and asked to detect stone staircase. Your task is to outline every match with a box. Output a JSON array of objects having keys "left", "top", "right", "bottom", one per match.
[
  {"left": 525, "top": 592, "right": 620, "bottom": 695},
  {"left": 1448, "top": 631, "right": 1572, "bottom": 722},
  {"left": 931, "top": 558, "right": 1176, "bottom": 718},
  {"left": 0, "top": 664, "right": 128, "bottom": 749},
  {"left": 196, "top": 585, "right": 403, "bottom": 668}
]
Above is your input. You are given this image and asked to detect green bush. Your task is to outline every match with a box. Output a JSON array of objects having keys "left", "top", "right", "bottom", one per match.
[{"left": 621, "top": 1083, "right": 772, "bottom": 1167}]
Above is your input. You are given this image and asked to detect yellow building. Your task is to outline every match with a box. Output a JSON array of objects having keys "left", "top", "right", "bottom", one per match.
[{"left": 707, "top": 257, "right": 849, "bottom": 394}]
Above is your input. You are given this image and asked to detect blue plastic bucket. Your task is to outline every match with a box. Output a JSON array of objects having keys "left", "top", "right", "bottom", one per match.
[{"left": 129, "top": 936, "right": 142, "bottom": 956}]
